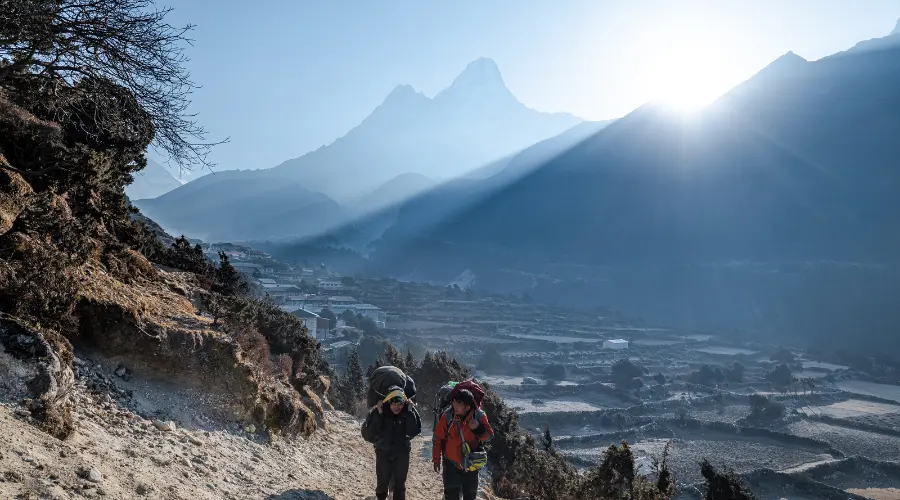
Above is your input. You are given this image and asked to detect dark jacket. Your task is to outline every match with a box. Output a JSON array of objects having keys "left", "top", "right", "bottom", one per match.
[{"left": 362, "top": 404, "right": 422, "bottom": 456}]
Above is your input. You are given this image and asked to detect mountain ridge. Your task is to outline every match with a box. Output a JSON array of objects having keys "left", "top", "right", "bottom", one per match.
[
  {"left": 125, "top": 158, "right": 183, "bottom": 200},
  {"left": 365, "top": 36, "right": 900, "bottom": 353},
  {"left": 136, "top": 57, "right": 583, "bottom": 242}
]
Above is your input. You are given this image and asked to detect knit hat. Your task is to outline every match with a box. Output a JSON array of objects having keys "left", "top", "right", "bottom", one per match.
[
  {"left": 383, "top": 385, "right": 407, "bottom": 404},
  {"left": 453, "top": 389, "right": 476, "bottom": 408}
]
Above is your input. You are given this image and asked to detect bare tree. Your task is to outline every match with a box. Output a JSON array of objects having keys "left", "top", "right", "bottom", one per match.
[{"left": 0, "top": 0, "right": 224, "bottom": 170}]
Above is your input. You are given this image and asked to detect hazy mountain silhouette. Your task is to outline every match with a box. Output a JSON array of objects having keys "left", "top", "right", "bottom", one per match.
[
  {"left": 368, "top": 27, "right": 900, "bottom": 352},
  {"left": 136, "top": 57, "right": 581, "bottom": 242},
  {"left": 264, "top": 57, "right": 581, "bottom": 202},
  {"left": 347, "top": 172, "right": 438, "bottom": 217},
  {"left": 135, "top": 169, "right": 345, "bottom": 242},
  {"left": 841, "top": 17, "right": 900, "bottom": 55},
  {"left": 266, "top": 118, "right": 616, "bottom": 255},
  {"left": 125, "top": 158, "right": 183, "bottom": 200}
]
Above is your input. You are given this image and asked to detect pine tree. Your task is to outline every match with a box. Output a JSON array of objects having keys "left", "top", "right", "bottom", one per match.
[
  {"left": 366, "top": 356, "right": 385, "bottom": 379},
  {"left": 345, "top": 349, "right": 364, "bottom": 404},
  {"left": 384, "top": 343, "right": 404, "bottom": 371},
  {"left": 405, "top": 349, "right": 417, "bottom": 372},
  {"left": 214, "top": 252, "right": 250, "bottom": 297},
  {"left": 541, "top": 424, "right": 555, "bottom": 453}
]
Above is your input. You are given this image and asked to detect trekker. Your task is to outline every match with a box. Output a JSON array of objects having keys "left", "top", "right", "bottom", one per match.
[
  {"left": 362, "top": 385, "right": 422, "bottom": 500},
  {"left": 432, "top": 389, "right": 494, "bottom": 500}
]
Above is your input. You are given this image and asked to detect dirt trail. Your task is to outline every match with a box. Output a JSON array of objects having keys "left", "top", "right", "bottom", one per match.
[
  {"left": 846, "top": 488, "right": 900, "bottom": 500},
  {"left": 1, "top": 380, "right": 447, "bottom": 499}
]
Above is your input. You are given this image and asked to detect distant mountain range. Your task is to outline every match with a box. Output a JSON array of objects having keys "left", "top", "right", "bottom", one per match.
[
  {"left": 347, "top": 22, "right": 900, "bottom": 352},
  {"left": 125, "top": 159, "right": 183, "bottom": 200},
  {"left": 135, "top": 58, "right": 584, "bottom": 242}
]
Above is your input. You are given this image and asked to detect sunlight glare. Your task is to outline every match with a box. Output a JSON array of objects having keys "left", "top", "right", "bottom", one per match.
[{"left": 651, "top": 42, "right": 731, "bottom": 113}]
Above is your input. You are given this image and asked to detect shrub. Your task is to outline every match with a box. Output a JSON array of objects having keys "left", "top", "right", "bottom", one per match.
[
  {"left": 700, "top": 458, "right": 757, "bottom": 500},
  {"left": 155, "top": 235, "right": 214, "bottom": 279},
  {"left": 765, "top": 364, "right": 794, "bottom": 392},
  {"left": 213, "top": 295, "right": 326, "bottom": 390},
  {"left": 543, "top": 363, "right": 566, "bottom": 381},
  {"left": 725, "top": 362, "right": 745, "bottom": 383},
  {"left": 748, "top": 394, "right": 784, "bottom": 421},
  {"left": 0, "top": 233, "right": 80, "bottom": 333},
  {"left": 612, "top": 359, "right": 645, "bottom": 389},
  {"left": 507, "top": 435, "right": 579, "bottom": 500},
  {"left": 689, "top": 364, "right": 726, "bottom": 386}
]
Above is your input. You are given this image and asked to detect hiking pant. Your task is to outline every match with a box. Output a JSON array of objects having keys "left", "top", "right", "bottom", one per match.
[
  {"left": 375, "top": 451, "right": 409, "bottom": 500},
  {"left": 442, "top": 458, "right": 479, "bottom": 500}
]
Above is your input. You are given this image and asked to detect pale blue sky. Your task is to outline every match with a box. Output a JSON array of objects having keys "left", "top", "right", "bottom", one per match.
[{"left": 158, "top": 0, "right": 899, "bottom": 176}]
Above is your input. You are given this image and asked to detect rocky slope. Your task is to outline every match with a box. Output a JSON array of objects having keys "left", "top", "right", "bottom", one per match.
[
  {"left": 0, "top": 376, "right": 445, "bottom": 500},
  {"left": 0, "top": 65, "right": 356, "bottom": 500}
]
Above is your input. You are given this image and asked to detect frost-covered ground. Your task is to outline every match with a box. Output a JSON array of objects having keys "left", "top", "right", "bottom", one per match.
[
  {"left": 503, "top": 397, "right": 605, "bottom": 413},
  {"left": 838, "top": 380, "right": 900, "bottom": 404}
]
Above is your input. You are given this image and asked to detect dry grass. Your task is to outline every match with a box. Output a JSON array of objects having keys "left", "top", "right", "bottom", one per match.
[
  {"left": 76, "top": 262, "right": 211, "bottom": 331},
  {"left": 0, "top": 167, "right": 34, "bottom": 235}
]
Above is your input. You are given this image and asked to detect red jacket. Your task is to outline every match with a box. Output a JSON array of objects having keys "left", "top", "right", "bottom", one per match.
[{"left": 432, "top": 409, "right": 493, "bottom": 469}]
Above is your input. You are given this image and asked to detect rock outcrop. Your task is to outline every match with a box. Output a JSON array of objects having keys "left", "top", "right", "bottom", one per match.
[
  {"left": 0, "top": 314, "right": 75, "bottom": 438},
  {"left": 0, "top": 82, "right": 329, "bottom": 440}
]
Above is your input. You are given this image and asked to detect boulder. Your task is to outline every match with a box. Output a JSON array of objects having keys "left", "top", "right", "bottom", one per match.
[{"left": 0, "top": 314, "right": 75, "bottom": 438}]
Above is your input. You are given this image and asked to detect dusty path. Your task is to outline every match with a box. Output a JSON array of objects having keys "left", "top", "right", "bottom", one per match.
[{"left": 1, "top": 387, "right": 445, "bottom": 499}]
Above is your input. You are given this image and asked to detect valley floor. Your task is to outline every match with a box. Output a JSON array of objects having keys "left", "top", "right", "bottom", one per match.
[{"left": 0, "top": 387, "right": 445, "bottom": 500}]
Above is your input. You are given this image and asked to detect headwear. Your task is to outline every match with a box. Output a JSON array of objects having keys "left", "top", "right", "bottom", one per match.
[
  {"left": 452, "top": 389, "right": 475, "bottom": 408},
  {"left": 383, "top": 385, "right": 407, "bottom": 404}
]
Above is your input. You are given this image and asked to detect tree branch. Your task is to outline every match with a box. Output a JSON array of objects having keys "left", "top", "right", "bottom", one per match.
[{"left": 0, "top": 156, "right": 68, "bottom": 177}]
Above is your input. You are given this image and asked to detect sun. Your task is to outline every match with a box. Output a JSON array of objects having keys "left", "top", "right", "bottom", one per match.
[{"left": 650, "top": 42, "right": 732, "bottom": 113}]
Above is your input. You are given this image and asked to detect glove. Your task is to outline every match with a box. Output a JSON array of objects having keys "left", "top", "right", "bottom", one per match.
[{"left": 433, "top": 461, "right": 441, "bottom": 473}]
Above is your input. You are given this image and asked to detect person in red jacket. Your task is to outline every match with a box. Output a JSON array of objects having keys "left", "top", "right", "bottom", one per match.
[{"left": 432, "top": 389, "right": 493, "bottom": 500}]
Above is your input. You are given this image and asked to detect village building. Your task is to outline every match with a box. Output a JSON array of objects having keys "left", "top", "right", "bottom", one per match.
[
  {"left": 353, "top": 303, "right": 387, "bottom": 327},
  {"left": 318, "top": 280, "right": 343, "bottom": 290},
  {"left": 290, "top": 308, "right": 320, "bottom": 339},
  {"left": 603, "top": 339, "right": 629, "bottom": 350}
]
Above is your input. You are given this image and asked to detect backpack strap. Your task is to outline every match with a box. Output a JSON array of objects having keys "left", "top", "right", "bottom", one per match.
[{"left": 443, "top": 407, "right": 455, "bottom": 434}]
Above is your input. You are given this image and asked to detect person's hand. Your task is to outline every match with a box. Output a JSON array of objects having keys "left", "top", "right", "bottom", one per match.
[
  {"left": 467, "top": 415, "right": 479, "bottom": 430},
  {"left": 376, "top": 400, "right": 383, "bottom": 414},
  {"left": 433, "top": 461, "right": 441, "bottom": 473}
]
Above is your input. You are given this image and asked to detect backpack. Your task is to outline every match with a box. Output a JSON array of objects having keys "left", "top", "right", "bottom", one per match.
[
  {"left": 432, "top": 379, "right": 485, "bottom": 428},
  {"left": 361, "top": 410, "right": 375, "bottom": 443},
  {"left": 367, "top": 365, "right": 417, "bottom": 407}
]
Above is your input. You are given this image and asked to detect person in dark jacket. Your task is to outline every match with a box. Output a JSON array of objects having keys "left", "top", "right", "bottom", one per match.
[{"left": 362, "top": 385, "right": 422, "bottom": 500}]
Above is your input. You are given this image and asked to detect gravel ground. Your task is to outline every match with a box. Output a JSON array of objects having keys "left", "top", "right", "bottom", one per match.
[
  {"left": 0, "top": 360, "right": 450, "bottom": 500},
  {"left": 0, "top": 396, "right": 446, "bottom": 500}
]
